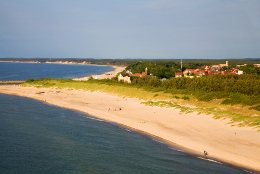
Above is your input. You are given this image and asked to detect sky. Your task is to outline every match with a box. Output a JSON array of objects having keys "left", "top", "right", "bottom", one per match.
[{"left": 0, "top": 0, "right": 260, "bottom": 59}]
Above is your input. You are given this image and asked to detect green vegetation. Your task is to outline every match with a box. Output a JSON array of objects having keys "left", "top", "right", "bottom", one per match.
[
  {"left": 127, "top": 74, "right": 260, "bottom": 109},
  {"left": 141, "top": 101, "right": 193, "bottom": 113},
  {"left": 239, "top": 64, "right": 260, "bottom": 75},
  {"left": 24, "top": 78, "right": 172, "bottom": 100},
  {"left": 123, "top": 60, "right": 260, "bottom": 78},
  {"left": 124, "top": 61, "right": 180, "bottom": 79}
]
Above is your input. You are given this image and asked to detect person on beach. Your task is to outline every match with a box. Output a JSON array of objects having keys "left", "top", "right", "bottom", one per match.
[{"left": 204, "top": 150, "right": 208, "bottom": 157}]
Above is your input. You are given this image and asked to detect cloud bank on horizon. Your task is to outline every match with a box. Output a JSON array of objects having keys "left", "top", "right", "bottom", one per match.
[{"left": 0, "top": 0, "right": 260, "bottom": 59}]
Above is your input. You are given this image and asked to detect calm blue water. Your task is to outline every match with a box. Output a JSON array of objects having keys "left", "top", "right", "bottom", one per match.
[
  {"left": 0, "top": 94, "right": 250, "bottom": 174},
  {"left": 0, "top": 62, "right": 113, "bottom": 80}
]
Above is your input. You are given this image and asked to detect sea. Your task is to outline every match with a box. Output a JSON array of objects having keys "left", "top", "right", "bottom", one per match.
[
  {"left": 0, "top": 62, "right": 113, "bottom": 80},
  {"left": 0, "top": 62, "right": 252, "bottom": 174}
]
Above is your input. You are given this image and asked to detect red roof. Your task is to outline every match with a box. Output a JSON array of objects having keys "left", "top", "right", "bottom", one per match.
[
  {"left": 131, "top": 73, "right": 142, "bottom": 77},
  {"left": 175, "top": 71, "right": 182, "bottom": 75},
  {"left": 131, "top": 71, "right": 148, "bottom": 77}
]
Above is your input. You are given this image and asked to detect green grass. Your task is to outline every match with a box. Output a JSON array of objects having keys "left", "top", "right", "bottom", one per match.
[
  {"left": 23, "top": 78, "right": 172, "bottom": 100},
  {"left": 250, "top": 105, "right": 260, "bottom": 111},
  {"left": 23, "top": 78, "right": 260, "bottom": 129},
  {"left": 182, "top": 96, "right": 190, "bottom": 100},
  {"left": 221, "top": 93, "right": 260, "bottom": 106},
  {"left": 141, "top": 101, "right": 193, "bottom": 114},
  {"left": 173, "top": 95, "right": 180, "bottom": 99}
]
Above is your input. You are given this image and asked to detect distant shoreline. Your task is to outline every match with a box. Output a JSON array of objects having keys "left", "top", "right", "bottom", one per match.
[
  {"left": 0, "top": 60, "right": 96, "bottom": 65},
  {"left": 0, "top": 60, "right": 125, "bottom": 80},
  {"left": 0, "top": 85, "right": 259, "bottom": 173},
  {"left": 0, "top": 60, "right": 40, "bottom": 63}
]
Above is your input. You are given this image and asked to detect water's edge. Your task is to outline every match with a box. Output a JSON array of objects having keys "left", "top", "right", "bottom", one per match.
[{"left": 0, "top": 92, "right": 257, "bottom": 174}]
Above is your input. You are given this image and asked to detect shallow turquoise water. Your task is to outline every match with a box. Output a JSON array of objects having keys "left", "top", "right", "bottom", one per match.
[
  {"left": 0, "top": 94, "right": 250, "bottom": 174},
  {"left": 0, "top": 62, "right": 112, "bottom": 80}
]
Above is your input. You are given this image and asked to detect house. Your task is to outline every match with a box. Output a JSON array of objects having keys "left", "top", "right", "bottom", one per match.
[
  {"left": 176, "top": 61, "right": 243, "bottom": 78},
  {"left": 194, "top": 70, "right": 205, "bottom": 77},
  {"left": 237, "top": 64, "right": 247, "bottom": 68},
  {"left": 183, "top": 69, "right": 205, "bottom": 78},
  {"left": 183, "top": 69, "right": 196, "bottom": 76},
  {"left": 230, "top": 68, "right": 238, "bottom": 74},
  {"left": 118, "top": 67, "right": 150, "bottom": 83},
  {"left": 131, "top": 67, "right": 148, "bottom": 77},
  {"left": 209, "top": 61, "right": 229, "bottom": 72},
  {"left": 118, "top": 74, "right": 131, "bottom": 83},
  {"left": 226, "top": 68, "right": 244, "bottom": 75},
  {"left": 210, "top": 65, "right": 221, "bottom": 71},
  {"left": 183, "top": 69, "right": 195, "bottom": 78},
  {"left": 127, "top": 67, "right": 149, "bottom": 78},
  {"left": 254, "top": 64, "right": 260, "bottom": 68},
  {"left": 201, "top": 65, "right": 210, "bottom": 71},
  {"left": 237, "top": 70, "right": 243, "bottom": 75},
  {"left": 131, "top": 73, "right": 142, "bottom": 77},
  {"left": 175, "top": 71, "right": 182, "bottom": 78},
  {"left": 219, "top": 68, "right": 243, "bottom": 75}
]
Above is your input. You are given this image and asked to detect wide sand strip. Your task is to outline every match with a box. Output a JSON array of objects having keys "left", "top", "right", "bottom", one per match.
[{"left": 0, "top": 85, "right": 259, "bottom": 172}]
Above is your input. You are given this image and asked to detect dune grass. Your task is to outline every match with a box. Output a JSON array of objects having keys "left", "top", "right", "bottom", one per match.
[
  {"left": 23, "top": 78, "right": 260, "bottom": 129},
  {"left": 24, "top": 79, "right": 173, "bottom": 100}
]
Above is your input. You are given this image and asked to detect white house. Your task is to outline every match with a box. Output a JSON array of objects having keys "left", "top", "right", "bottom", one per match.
[{"left": 118, "top": 74, "right": 131, "bottom": 83}]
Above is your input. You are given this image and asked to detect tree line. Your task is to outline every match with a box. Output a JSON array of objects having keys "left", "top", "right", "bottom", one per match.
[{"left": 124, "top": 61, "right": 260, "bottom": 78}]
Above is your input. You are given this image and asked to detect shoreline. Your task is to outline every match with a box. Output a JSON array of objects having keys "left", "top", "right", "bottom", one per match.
[
  {"left": 73, "top": 65, "right": 125, "bottom": 80},
  {"left": 0, "top": 86, "right": 259, "bottom": 173},
  {"left": 0, "top": 60, "right": 40, "bottom": 63}
]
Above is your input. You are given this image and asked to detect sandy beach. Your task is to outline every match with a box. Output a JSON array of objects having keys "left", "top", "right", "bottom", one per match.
[
  {"left": 73, "top": 65, "right": 126, "bottom": 81},
  {"left": 0, "top": 85, "right": 259, "bottom": 173}
]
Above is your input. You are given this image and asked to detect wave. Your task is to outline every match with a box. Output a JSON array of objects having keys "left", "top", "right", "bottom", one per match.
[
  {"left": 86, "top": 116, "right": 105, "bottom": 122},
  {"left": 197, "top": 157, "right": 223, "bottom": 164}
]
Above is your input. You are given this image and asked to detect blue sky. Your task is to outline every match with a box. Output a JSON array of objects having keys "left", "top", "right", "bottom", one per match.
[{"left": 0, "top": 0, "right": 260, "bottom": 59}]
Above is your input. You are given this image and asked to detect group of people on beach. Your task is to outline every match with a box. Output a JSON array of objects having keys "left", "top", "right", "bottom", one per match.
[{"left": 108, "top": 107, "right": 122, "bottom": 111}]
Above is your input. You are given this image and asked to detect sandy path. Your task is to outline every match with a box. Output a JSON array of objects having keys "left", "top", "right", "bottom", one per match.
[{"left": 0, "top": 85, "right": 259, "bottom": 172}]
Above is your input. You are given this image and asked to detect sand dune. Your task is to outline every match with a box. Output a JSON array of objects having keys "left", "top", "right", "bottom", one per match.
[{"left": 0, "top": 85, "right": 259, "bottom": 172}]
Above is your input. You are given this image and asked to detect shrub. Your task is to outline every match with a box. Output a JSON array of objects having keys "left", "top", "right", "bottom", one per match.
[{"left": 182, "top": 96, "right": 190, "bottom": 100}]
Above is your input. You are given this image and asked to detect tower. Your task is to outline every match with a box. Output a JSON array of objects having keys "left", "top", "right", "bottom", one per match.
[
  {"left": 181, "top": 59, "right": 183, "bottom": 71},
  {"left": 145, "top": 67, "right": 148, "bottom": 75}
]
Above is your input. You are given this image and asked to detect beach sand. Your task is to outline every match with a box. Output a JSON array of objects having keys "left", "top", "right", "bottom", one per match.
[
  {"left": 0, "top": 85, "right": 259, "bottom": 173},
  {"left": 73, "top": 65, "right": 126, "bottom": 81}
]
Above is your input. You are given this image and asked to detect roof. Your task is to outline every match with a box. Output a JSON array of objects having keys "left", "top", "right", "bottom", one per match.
[
  {"left": 175, "top": 71, "right": 182, "bottom": 75},
  {"left": 131, "top": 73, "right": 142, "bottom": 77}
]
